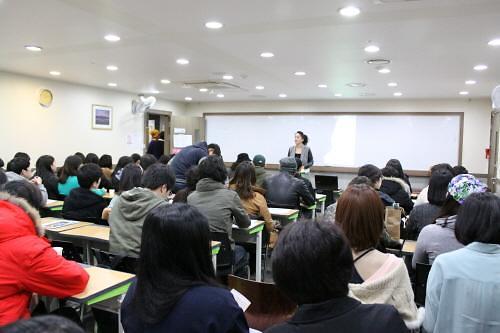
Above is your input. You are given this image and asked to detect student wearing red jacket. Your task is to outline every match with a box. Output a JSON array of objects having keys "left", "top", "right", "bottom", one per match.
[{"left": 0, "top": 190, "right": 89, "bottom": 326}]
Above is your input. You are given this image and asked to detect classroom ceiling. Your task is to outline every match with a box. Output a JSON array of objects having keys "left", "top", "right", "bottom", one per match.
[{"left": 1, "top": 0, "right": 500, "bottom": 102}]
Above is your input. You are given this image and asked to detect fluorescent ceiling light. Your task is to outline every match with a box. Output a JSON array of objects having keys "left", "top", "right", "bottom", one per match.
[
  {"left": 161, "top": 79, "right": 171, "bottom": 84},
  {"left": 217, "top": 94, "right": 224, "bottom": 98},
  {"left": 294, "top": 71, "right": 306, "bottom": 76},
  {"left": 255, "top": 85, "right": 265, "bottom": 90},
  {"left": 388, "top": 82, "right": 398, "bottom": 87},
  {"left": 176, "top": 58, "right": 190, "bottom": 65},
  {"left": 279, "top": 93, "right": 287, "bottom": 98},
  {"left": 474, "top": 64, "right": 488, "bottom": 71},
  {"left": 378, "top": 68, "right": 391, "bottom": 74},
  {"left": 107, "top": 82, "right": 117, "bottom": 87},
  {"left": 260, "top": 52, "right": 274, "bottom": 58},
  {"left": 104, "top": 34, "right": 120, "bottom": 42},
  {"left": 222, "top": 74, "right": 233, "bottom": 80},
  {"left": 465, "top": 80, "right": 476, "bottom": 85},
  {"left": 199, "top": 88, "right": 208, "bottom": 92},
  {"left": 25, "top": 45, "right": 42, "bottom": 52},
  {"left": 49, "top": 71, "right": 61, "bottom": 76},
  {"left": 339, "top": 6, "right": 360, "bottom": 17},
  {"left": 106, "top": 65, "right": 118, "bottom": 71},
  {"left": 318, "top": 84, "right": 328, "bottom": 88},
  {"left": 364, "top": 45, "right": 380, "bottom": 53},
  {"left": 488, "top": 38, "right": 500, "bottom": 46},
  {"left": 151, "top": 90, "right": 160, "bottom": 94},
  {"left": 393, "top": 92, "right": 403, "bottom": 97},
  {"left": 185, "top": 97, "right": 193, "bottom": 101},
  {"left": 334, "top": 93, "right": 343, "bottom": 97},
  {"left": 205, "top": 21, "right": 223, "bottom": 29},
  {"left": 459, "top": 91, "right": 469, "bottom": 95}
]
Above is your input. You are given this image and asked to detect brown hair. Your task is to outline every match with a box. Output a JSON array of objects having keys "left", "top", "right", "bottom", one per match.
[
  {"left": 229, "top": 161, "right": 256, "bottom": 200},
  {"left": 335, "top": 184, "right": 384, "bottom": 251}
]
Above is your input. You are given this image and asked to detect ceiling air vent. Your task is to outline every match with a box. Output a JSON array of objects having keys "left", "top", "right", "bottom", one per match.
[
  {"left": 180, "top": 80, "right": 243, "bottom": 91},
  {"left": 366, "top": 59, "right": 391, "bottom": 65}
]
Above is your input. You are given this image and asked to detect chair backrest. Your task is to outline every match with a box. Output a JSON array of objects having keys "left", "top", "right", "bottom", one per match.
[
  {"left": 51, "top": 240, "right": 83, "bottom": 263},
  {"left": 210, "top": 231, "right": 233, "bottom": 271},
  {"left": 415, "top": 262, "right": 432, "bottom": 306},
  {"left": 227, "top": 275, "right": 297, "bottom": 332},
  {"left": 90, "top": 248, "right": 138, "bottom": 274}
]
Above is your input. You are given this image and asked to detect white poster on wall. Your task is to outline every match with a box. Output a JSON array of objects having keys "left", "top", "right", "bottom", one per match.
[{"left": 174, "top": 134, "right": 192, "bottom": 148}]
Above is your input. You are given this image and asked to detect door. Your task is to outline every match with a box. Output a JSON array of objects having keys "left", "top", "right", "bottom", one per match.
[
  {"left": 488, "top": 111, "right": 500, "bottom": 194},
  {"left": 144, "top": 111, "right": 171, "bottom": 156}
]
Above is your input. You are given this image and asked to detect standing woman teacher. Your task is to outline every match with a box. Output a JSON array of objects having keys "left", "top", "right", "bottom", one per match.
[{"left": 288, "top": 131, "right": 314, "bottom": 172}]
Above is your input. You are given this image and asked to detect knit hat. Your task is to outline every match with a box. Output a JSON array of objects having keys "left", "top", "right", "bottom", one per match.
[
  {"left": 280, "top": 157, "right": 297, "bottom": 174},
  {"left": 236, "top": 153, "right": 251, "bottom": 163},
  {"left": 253, "top": 154, "right": 266, "bottom": 167},
  {"left": 448, "top": 174, "right": 487, "bottom": 204}
]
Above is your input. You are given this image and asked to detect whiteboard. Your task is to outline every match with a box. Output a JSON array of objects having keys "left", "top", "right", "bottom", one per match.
[{"left": 206, "top": 113, "right": 462, "bottom": 171}]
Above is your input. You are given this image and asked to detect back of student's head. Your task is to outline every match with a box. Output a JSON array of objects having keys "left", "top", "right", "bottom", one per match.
[
  {"left": 381, "top": 166, "right": 399, "bottom": 178},
  {"left": 348, "top": 176, "right": 372, "bottom": 186},
  {"left": 2, "top": 181, "right": 42, "bottom": 209},
  {"left": 335, "top": 184, "right": 384, "bottom": 251},
  {"left": 427, "top": 169, "right": 454, "bottom": 206},
  {"left": 456, "top": 192, "right": 500, "bottom": 245},
  {"left": 385, "top": 159, "right": 405, "bottom": 179},
  {"left": 230, "top": 161, "right": 256, "bottom": 200},
  {"left": 0, "top": 169, "right": 7, "bottom": 186},
  {"left": 0, "top": 158, "right": 4, "bottom": 169},
  {"left": 357, "top": 164, "right": 382, "bottom": 188},
  {"left": 60, "top": 155, "right": 83, "bottom": 184},
  {"left": 0, "top": 315, "right": 84, "bottom": 333},
  {"left": 74, "top": 152, "right": 85, "bottom": 161},
  {"left": 438, "top": 174, "right": 488, "bottom": 219},
  {"left": 185, "top": 166, "right": 200, "bottom": 191},
  {"left": 14, "top": 152, "right": 30, "bottom": 163},
  {"left": 77, "top": 163, "right": 102, "bottom": 189},
  {"left": 198, "top": 155, "right": 227, "bottom": 183},
  {"left": 141, "top": 163, "right": 175, "bottom": 191},
  {"left": 7, "top": 157, "right": 30, "bottom": 175},
  {"left": 452, "top": 165, "right": 468, "bottom": 176},
  {"left": 119, "top": 164, "right": 143, "bottom": 193},
  {"left": 35, "top": 155, "right": 55, "bottom": 177},
  {"left": 207, "top": 143, "right": 221, "bottom": 156},
  {"left": 84, "top": 153, "right": 99, "bottom": 165},
  {"left": 272, "top": 220, "right": 352, "bottom": 304},
  {"left": 158, "top": 155, "right": 170, "bottom": 165},
  {"left": 115, "top": 156, "right": 133, "bottom": 171},
  {"left": 131, "top": 153, "right": 141, "bottom": 164},
  {"left": 133, "top": 204, "right": 216, "bottom": 323},
  {"left": 430, "top": 163, "right": 453, "bottom": 175},
  {"left": 140, "top": 154, "right": 157, "bottom": 171},
  {"left": 98, "top": 154, "right": 113, "bottom": 169}
]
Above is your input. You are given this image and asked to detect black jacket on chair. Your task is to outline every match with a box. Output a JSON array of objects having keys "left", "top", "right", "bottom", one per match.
[
  {"left": 62, "top": 188, "right": 108, "bottom": 225},
  {"left": 263, "top": 172, "right": 315, "bottom": 210},
  {"left": 265, "top": 297, "right": 408, "bottom": 333}
]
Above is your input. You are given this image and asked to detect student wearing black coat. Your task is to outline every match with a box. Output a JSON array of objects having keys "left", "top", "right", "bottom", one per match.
[
  {"left": 62, "top": 164, "right": 108, "bottom": 225},
  {"left": 380, "top": 167, "right": 414, "bottom": 214},
  {"left": 35, "top": 155, "right": 60, "bottom": 200}
]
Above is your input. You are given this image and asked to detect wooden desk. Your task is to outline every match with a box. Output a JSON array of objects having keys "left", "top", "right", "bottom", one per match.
[
  {"left": 103, "top": 192, "right": 115, "bottom": 200},
  {"left": 316, "top": 193, "right": 327, "bottom": 215},
  {"left": 41, "top": 217, "right": 92, "bottom": 232},
  {"left": 232, "top": 220, "right": 265, "bottom": 282},
  {"left": 401, "top": 240, "right": 417, "bottom": 255},
  {"left": 45, "top": 199, "right": 64, "bottom": 209},
  {"left": 268, "top": 208, "right": 300, "bottom": 223}
]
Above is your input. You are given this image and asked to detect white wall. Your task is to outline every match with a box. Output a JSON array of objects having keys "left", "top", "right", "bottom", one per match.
[
  {"left": 0, "top": 71, "right": 186, "bottom": 166},
  {"left": 186, "top": 99, "right": 491, "bottom": 175}
]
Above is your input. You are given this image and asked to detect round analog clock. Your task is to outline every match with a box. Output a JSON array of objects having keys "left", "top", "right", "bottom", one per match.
[{"left": 39, "top": 89, "right": 53, "bottom": 107}]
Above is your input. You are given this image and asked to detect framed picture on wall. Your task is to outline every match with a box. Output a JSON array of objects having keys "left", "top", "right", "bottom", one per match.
[{"left": 92, "top": 104, "right": 113, "bottom": 130}]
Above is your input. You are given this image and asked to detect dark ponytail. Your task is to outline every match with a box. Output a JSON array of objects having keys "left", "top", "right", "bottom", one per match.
[{"left": 297, "top": 131, "right": 309, "bottom": 145}]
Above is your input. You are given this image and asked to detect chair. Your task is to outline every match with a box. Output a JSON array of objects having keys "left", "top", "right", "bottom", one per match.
[
  {"left": 210, "top": 231, "right": 234, "bottom": 277},
  {"left": 90, "top": 248, "right": 138, "bottom": 274},
  {"left": 228, "top": 275, "right": 297, "bottom": 332},
  {"left": 51, "top": 240, "right": 83, "bottom": 263},
  {"left": 414, "top": 262, "right": 432, "bottom": 306}
]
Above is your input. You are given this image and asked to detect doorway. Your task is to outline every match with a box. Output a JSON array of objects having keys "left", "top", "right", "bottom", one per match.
[{"left": 144, "top": 110, "right": 171, "bottom": 156}]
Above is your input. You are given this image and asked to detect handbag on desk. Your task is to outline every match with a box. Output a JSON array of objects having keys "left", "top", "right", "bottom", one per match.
[{"left": 385, "top": 205, "right": 404, "bottom": 240}]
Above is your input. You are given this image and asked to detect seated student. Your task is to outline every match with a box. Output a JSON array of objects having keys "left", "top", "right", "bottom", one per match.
[
  {"left": 140, "top": 154, "right": 157, "bottom": 171},
  {"left": 187, "top": 156, "right": 251, "bottom": 277},
  {"left": 207, "top": 143, "right": 222, "bottom": 157},
  {"left": 406, "top": 169, "right": 454, "bottom": 240},
  {"left": 452, "top": 165, "right": 468, "bottom": 176},
  {"left": 121, "top": 204, "right": 249, "bottom": 333},
  {"left": 229, "top": 161, "right": 274, "bottom": 233},
  {"left": 131, "top": 153, "right": 141, "bottom": 166},
  {"left": 252, "top": 154, "right": 268, "bottom": 188},
  {"left": 324, "top": 176, "right": 371, "bottom": 223},
  {"left": 172, "top": 166, "right": 200, "bottom": 203},
  {"left": 98, "top": 154, "right": 113, "bottom": 181},
  {"left": 335, "top": 185, "right": 422, "bottom": 329},
  {"left": 380, "top": 166, "right": 413, "bottom": 214},
  {"left": 57, "top": 155, "right": 83, "bottom": 196},
  {"left": 424, "top": 192, "right": 500, "bottom": 333},
  {"left": 5, "top": 157, "right": 48, "bottom": 207},
  {"left": 169, "top": 141, "right": 208, "bottom": 191},
  {"left": 158, "top": 155, "right": 170, "bottom": 165},
  {"left": 385, "top": 159, "right": 412, "bottom": 193},
  {"left": 412, "top": 174, "right": 487, "bottom": 269},
  {"left": 102, "top": 163, "right": 143, "bottom": 220},
  {"left": 62, "top": 164, "right": 108, "bottom": 225},
  {"left": 13, "top": 152, "right": 31, "bottom": 162},
  {"left": 414, "top": 163, "right": 454, "bottom": 206},
  {"left": 109, "top": 163, "right": 175, "bottom": 257},
  {"left": 111, "top": 156, "right": 134, "bottom": 190},
  {"left": 0, "top": 157, "right": 5, "bottom": 170},
  {"left": 0, "top": 188, "right": 89, "bottom": 326},
  {"left": 35, "top": 155, "right": 59, "bottom": 200},
  {"left": 294, "top": 158, "right": 314, "bottom": 197},
  {"left": 229, "top": 153, "right": 251, "bottom": 179},
  {"left": 266, "top": 220, "right": 408, "bottom": 333},
  {"left": 357, "top": 164, "right": 394, "bottom": 206},
  {"left": 84, "top": 153, "right": 99, "bottom": 165},
  {"left": 0, "top": 169, "right": 7, "bottom": 186},
  {"left": 263, "top": 157, "right": 315, "bottom": 211},
  {"left": 1, "top": 315, "right": 84, "bottom": 333},
  {"left": 74, "top": 152, "right": 85, "bottom": 162}
]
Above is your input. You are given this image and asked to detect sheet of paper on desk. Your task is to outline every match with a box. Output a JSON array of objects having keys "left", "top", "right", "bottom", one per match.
[
  {"left": 231, "top": 289, "right": 251, "bottom": 312},
  {"left": 46, "top": 199, "right": 57, "bottom": 204},
  {"left": 44, "top": 220, "right": 79, "bottom": 230}
]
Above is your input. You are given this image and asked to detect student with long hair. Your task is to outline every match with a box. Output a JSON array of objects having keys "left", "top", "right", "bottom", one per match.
[
  {"left": 58, "top": 156, "right": 83, "bottom": 196},
  {"left": 111, "top": 156, "right": 134, "bottom": 190},
  {"left": 35, "top": 155, "right": 59, "bottom": 199},
  {"left": 121, "top": 204, "right": 248, "bottom": 333}
]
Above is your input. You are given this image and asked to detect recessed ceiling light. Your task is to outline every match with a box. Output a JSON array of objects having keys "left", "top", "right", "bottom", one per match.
[
  {"left": 25, "top": 45, "right": 42, "bottom": 52},
  {"left": 260, "top": 52, "right": 274, "bottom": 58},
  {"left": 199, "top": 88, "right": 208, "bottom": 92},
  {"left": 378, "top": 68, "right": 391, "bottom": 74},
  {"left": 488, "top": 38, "right": 500, "bottom": 47},
  {"left": 205, "top": 21, "right": 223, "bottom": 29},
  {"left": 49, "top": 71, "right": 61, "bottom": 76},
  {"left": 334, "top": 93, "right": 343, "bottom": 97},
  {"left": 339, "top": 6, "right": 361, "bottom": 17},
  {"left": 388, "top": 82, "right": 398, "bottom": 87},
  {"left": 151, "top": 90, "right": 160, "bottom": 94},
  {"left": 256, "top": 85, "right": 265, "bottom": 90},
  {"left": 364, "top": 45, "right": 380, "bottom": 53},
  {"left": 106, "top": 65, "right": 118, "bottom": 71},
  {"left": 294, "top": 71, "right": 306, "bottom": 76},
  {"left": 222, "top": 74, "right": 233, "bottom": 80},
  {"left": 176, "top": 58, "right": 190, "bottom": 65},
  {"left": 465, "top": 80, "right": 476, "bottom": 85},
  {"left": 347, "top": 82, "right": 366, "bottom": 87},
  {"left": 474, "top": 64, "right": 488, "bottom": 71},
  {"left": 279, "top": 93, "right": 287, "bottom": 98},
  {"left": 107, "top": 82, "right": 117, "bottom": 87},
  {"left": 318, "top": 84, "right": 328, "bottom": 88},
  {"left": 217, "top": 93, "right": 224, "bottom": 98},
  {"left": 393, "top": 92, "right": 403, "bottom": 97},
  {"left": 185, "top": 97, "right": 193, "bottom": 101},
  {"left": 161, "top": 79, "right": 171, "bottom": 84},
  {"left": 459, "top": 91, "right": 469, "bottom": 95},
  {"left": 104, "top": 34, "right": 120, "bottom": 42}
]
